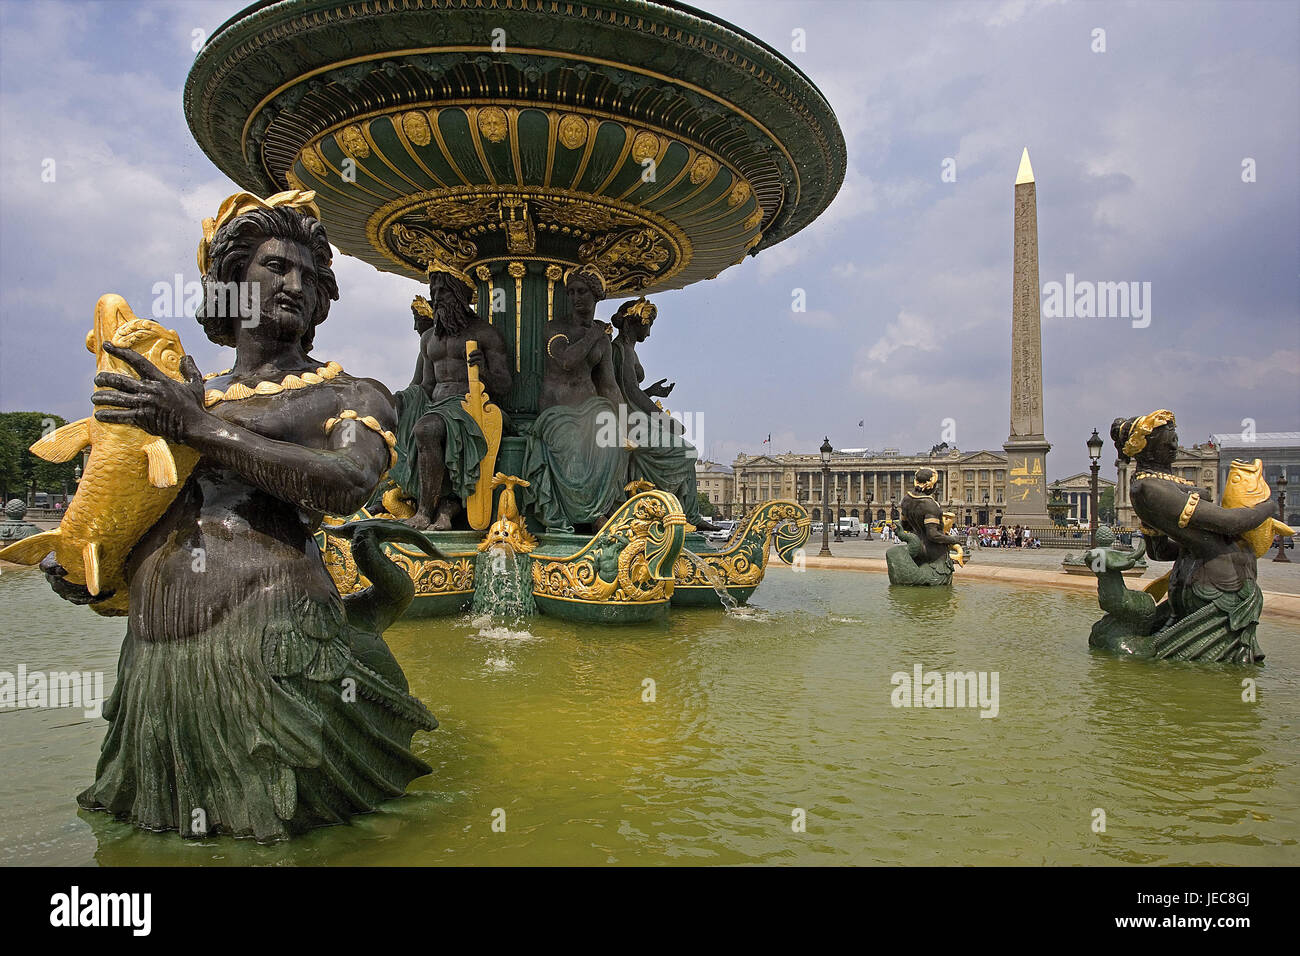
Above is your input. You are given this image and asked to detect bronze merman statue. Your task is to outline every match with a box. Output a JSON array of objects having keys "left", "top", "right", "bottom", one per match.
[
  {"left": 609, "top": 297, "right": 717, "bottom": 532},
  {"left": 1087, "top": 409, "right": 1288, "bottom": 663},
  {"left": 38, "top": 190, "right": 438, "bottom": 841},
  {"left": 886, "top": 467, "right": 964, "bottom": 586},
  {"left": 519, "top": 264, "right": 628, "bottom": 533},
  {"left": 389, "top": 261, "right": 511, "bottom": 531}
]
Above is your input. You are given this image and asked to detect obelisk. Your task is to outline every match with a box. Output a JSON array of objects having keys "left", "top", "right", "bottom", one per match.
[{"left": 1002, "top": 148, "right": 1051, "bottom": 526}]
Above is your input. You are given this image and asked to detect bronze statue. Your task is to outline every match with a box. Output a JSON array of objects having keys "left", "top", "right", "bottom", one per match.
[
  {"left": 519, "top": 264, "right": 627, "bottom": 533},
  {"left": 610, "top": 297, "right": 718, "bottom": 531},
  {"left": 389, "top": 263, "right": 510, "bottom": 530},
  {"left": 37, "top": 191, "right": 437, "bottom": 841},
  {"left": 886, "top": 468, "right": 964, "bottom": 585},
  {"left": 1087, "top": 409, "right": 1291, "bottom": 663}
]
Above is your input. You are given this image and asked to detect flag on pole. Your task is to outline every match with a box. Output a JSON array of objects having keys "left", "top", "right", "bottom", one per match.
[
  {"left": 858, "top": 420, "right": 864, "bottom": 427},
  {"left": 762, "top": 434, "right": 771, "bottom": 444}
]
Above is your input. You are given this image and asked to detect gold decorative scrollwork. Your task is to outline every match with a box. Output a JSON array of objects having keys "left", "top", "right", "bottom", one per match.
[
  {"left": 673, "top": 499, "right": 810, "bottom": 589},
  {"left": 531, "top": 491, "right": 687, "bottom": 604}
]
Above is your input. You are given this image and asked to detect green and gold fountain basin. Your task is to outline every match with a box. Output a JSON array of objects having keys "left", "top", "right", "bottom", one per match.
[{"left": 186, "top": 0, "right": 845, "bottom": 296}]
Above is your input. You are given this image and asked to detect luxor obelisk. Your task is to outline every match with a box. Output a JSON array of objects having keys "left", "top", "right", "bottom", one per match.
[{"left": 1002, "top": 148, "right": 1051, "bottom": 525}]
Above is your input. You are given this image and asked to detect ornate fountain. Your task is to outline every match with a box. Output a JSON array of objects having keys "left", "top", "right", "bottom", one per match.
[{"left": 185, "top": 0, "right": 845, "bottom": 621}]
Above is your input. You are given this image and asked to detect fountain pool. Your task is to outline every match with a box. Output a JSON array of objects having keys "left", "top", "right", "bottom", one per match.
[{"left": 1, "top": 565, "right": 1297, "bottom": 865}]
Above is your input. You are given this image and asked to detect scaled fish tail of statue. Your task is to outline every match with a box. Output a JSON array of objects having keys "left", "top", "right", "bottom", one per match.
[{"left": 0, "top": 294, "right": 201, "bottom": 615}]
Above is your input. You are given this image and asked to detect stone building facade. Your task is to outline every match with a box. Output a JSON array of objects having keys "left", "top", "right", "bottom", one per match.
[
  {"left": 732, "top": 447, "right": 1015, "bottom": 527},
  {"left": 694, "top": 459, "right": 736, "bottom": 518},
  {"left": 1047, "top": 473, "right": 1116, "bottom": 524}
]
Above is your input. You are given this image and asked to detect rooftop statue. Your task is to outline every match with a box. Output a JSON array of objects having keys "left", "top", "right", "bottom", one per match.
[
  {"left": 11, "top": 191, "right": 438, "bottom": 840},
  {"left": 1086, "top": 409, "right": 1294, "bottom": 663}
]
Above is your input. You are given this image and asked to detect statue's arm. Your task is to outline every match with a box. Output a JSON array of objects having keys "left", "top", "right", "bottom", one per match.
[
  {"left": 477, "top": 324, "right": 513, "bottom": 397},
  {"left": 188, "top": 379, "right": 394, "bottom": 517},
  {"left": 612, "top": 341, "right": 657, "bottom": 415},
  {"left": 92, "top": 344, "right": 392, "bottom": 518},
  {"left": 1138, "top": 481, "right": 1275, "bottom": 539},
  {"left": 921, "top": 515, "right": 962, "bottom": 546},
  {"left": 546, "top": 323, "right": 606, "bottom": 371},
  {"left": 408, "top": 339, "right": 426, "bottom": 390},
  {"left": 591, "top": 337, "right": 624, "bottom": 407}
]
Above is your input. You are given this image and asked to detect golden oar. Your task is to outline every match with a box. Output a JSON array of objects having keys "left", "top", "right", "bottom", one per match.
[{"left": 461, "top": 339, "right": 502, "bottom": 530}]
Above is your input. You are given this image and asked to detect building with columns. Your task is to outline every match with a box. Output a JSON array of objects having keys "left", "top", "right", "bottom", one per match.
[
  {"left": 732, "top": 447, "right": 1013, "bottom": 527},
  {"left": 1114, "top": 442, "right": 1219, "bottom": 528},
  {"left": 1047, "top": 473, "right": 1116, "bottom": 524},
  {"left": 693, "top": 459, "right": 735, "bottom": 517}
]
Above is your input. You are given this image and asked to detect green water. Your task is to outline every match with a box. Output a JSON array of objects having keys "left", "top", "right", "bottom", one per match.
[{"left": 1, "top": 564, "right": 1297, "bottom": 866}]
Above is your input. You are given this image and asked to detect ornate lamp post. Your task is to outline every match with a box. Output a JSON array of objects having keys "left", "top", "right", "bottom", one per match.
[
  {"left": 864, "top": 491, "right": 874, "bottom": 539},
  {"left": 819, "top": 437, "right": 833, "bottom": 557},
  {"left": 1274, "top": 471, "right": 1290, "bottom": 563},
  {"left": 982, "top": 492, "right": 989, "bottom": 526},
  {"left": 1087, "top": 427, "right": 1104, "bottom": 548},
  {"left": 834, "top": 490, "right": 843, "bottom": 542}
]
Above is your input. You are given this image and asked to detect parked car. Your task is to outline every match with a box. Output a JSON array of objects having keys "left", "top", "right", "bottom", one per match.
[
  {"left": 838, "top": 517, "right": 862, "bottom": 536},
  {"left": 703, "top": 520, "right": 736, "bottom": 542}
]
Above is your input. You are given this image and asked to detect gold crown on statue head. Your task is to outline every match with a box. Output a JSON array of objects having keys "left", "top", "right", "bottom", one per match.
[
  {"left": 626, "top": 296, "right": 657, "bottom": 325},
  {"left": 1123, "top": 409, "right": 1176, "bottom": 457},
  {"left": 411, "top": 296, "right": 434, "bottom": 321},
  {"left": 563, "top": 263, "right": 607, "bottom": 299},
  {"left": 914, "top": 469, "right": 939, "bottom": 492},
  {"left": 197, "top": 189, "right": 322, "bottom": 276},
  {"left": 426, "top": 255, "right": 477, "bottom": 302}
]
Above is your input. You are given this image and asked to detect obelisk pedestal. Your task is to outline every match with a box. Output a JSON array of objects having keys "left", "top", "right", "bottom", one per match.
[{"left": 1003, "top": 148, "right": 1052, "bottom": 526}]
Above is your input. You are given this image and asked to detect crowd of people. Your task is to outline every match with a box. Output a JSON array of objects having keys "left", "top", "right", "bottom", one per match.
[{"left": 962, "top": 524, "right": 1041, "bottom": 549}]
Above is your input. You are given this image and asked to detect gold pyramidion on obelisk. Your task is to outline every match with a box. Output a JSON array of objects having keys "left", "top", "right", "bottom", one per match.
[{"left": 1002, "top": 147, "right": 1052, "bottom": 526}]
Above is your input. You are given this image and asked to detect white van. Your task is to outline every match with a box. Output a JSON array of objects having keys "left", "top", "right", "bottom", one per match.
[{"left": 838, "top": 517, "right": 862, "bottom": 536}]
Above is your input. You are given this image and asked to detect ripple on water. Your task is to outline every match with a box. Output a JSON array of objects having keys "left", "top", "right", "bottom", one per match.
[{"left": 1, "top": 566, "right": 1297, "bottom": 865}]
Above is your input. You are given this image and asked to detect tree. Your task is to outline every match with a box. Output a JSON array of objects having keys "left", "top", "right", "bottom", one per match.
[
  {"left": 1099, "top": 486, "right": 1116, "bottom": 525},
  {"left": 0, "top": 412, "right": 81, "bottom": 503},
  {"left": 697, "top": 496, "right": 715, "bottom": 517}
]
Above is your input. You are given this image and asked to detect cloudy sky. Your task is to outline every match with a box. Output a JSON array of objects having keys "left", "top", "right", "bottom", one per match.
[{"left": 1, "top": 0, "right": 1296, "bottom": 482}]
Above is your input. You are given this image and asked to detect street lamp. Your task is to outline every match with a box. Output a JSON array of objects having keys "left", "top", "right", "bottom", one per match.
[
  {"left": 1275, "top": 471, "right": 1290, "bottom": 564},
  {"left": 834, "top": 490, "right": 843, "bottom": 542},
  {"left": 819, "top": 437, "right": 833, "bottom": 557},
  {"left": 1087, "top": 427, "right": 1104, "bottom": 548},
  {"left": 864, "top": 492, "right": 873, "bottom": 539}
]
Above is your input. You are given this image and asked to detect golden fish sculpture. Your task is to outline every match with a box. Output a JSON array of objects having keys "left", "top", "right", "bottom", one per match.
[
  {"left": 1221, "top": 458, "right": 1295, "bottom": 557},
  {"left": 0, "top": 294, "right": 199, "bottom": 615}
]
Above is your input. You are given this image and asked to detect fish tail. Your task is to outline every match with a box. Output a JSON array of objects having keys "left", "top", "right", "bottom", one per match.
[{"left": 0, "top": 529, "right": 60, "bottom": 566}]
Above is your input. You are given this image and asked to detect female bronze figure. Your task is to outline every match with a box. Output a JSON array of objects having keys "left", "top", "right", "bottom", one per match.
[
  {"left": 1090, "top": 409, "right": 1279, "bottom": 662},
  {"left": 520, "top": 264, "right": 627, "bottom": 533},
  {"left": 609, "top": 297, "right": 716, "bottom": 531},
  {"left": 41, "top": 191, "right": 437, "bottom": 840}
]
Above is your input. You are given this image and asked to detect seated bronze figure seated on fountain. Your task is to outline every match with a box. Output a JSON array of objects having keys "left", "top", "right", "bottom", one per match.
[
  {"left": 519, "top": 264, "right": 628, "bottom": 534},
  {"left": 386, "top": 261, "right": 511, "bottom": 531}
]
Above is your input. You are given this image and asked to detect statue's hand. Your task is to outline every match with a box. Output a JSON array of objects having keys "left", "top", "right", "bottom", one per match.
[
  {"left": 646, "top": 378, "right": 674, "bottom": 398},
  {"left": 467, "top": 347, "right": 486, "bottom": 369},
  {"left": 92, "top": 345, "right": 207, "bottom": 444},
  {"left": 39, "top": 552, "right": 109, "bottom": 606}
]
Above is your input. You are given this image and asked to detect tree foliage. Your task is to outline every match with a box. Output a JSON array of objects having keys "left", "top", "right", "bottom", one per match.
[{"left": 0, "top": 411, "right": 81, "bottom": 501}]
